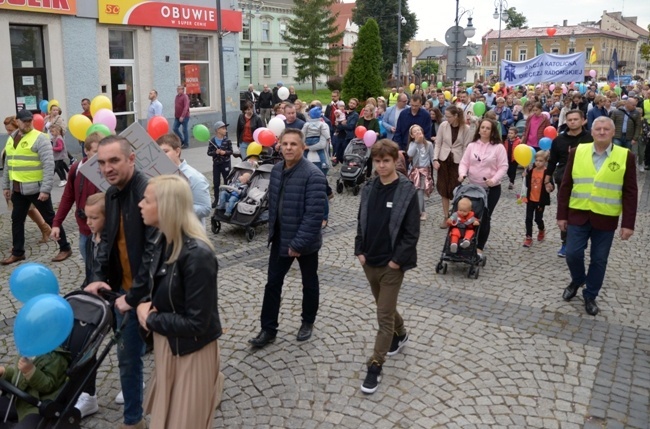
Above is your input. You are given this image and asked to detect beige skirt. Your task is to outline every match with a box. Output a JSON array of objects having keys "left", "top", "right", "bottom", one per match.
[{"left": 144, "top": 333, "right": 225, "bottom": 429}]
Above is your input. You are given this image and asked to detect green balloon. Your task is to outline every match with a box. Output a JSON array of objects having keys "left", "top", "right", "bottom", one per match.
[
  {"left": 520, "top": 96, "right": 528, "bottom": 105},
  {"left": 614, "top": 87, "right": 622, "bottom": 95},
  {"left": 421, "top": 81, "right": 429, "bottom": 89},
  {"left": 437, "top": 81, "right": 443, "bottom": 89},
  {"left": 192, "top": 124, "right": 211, "bottom": 142},
  {"left": 473, "top": 101, "right": 486, "bottom": 117},
  {"left": 86, "top": 123, "right": 112, "bottom": 137}
]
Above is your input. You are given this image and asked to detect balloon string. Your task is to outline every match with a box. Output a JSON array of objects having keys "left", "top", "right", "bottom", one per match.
[{"left": 3, "top": 356, "right": 22, "bottom": 423}]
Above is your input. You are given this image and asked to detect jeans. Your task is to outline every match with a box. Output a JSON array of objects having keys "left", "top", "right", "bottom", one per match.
[
  {"left": 613, "top": 136, "right": 631, "bottom": 149},
  {"left": 554, "top": 170, "right": 568, "bottom": 244},
  {"left": 10, "top": 191, "right": 70, "bottom": 256},
  {"left": 362, "top": 264, "right": 405, "bottom": 366},
  {"left": 565, "top": 222, "right": 615, "bottom": 300},
  {"left": 260, "top": 239, "right": 320, "bottom": 335},
  {"left": 239, "top": 142, "right": 250, "bottom": 160},
  {"left": 173, "top": 116, "right": 190, "bottom": 147},
  {"left": 525, "top": 202, "right": 545, "bottom": 236},
  {"left": 114, "top": 306, "right": 146, "bottom": 425},
  {"left": 79, "top": 233, "right": 90, "bottom": 263},
  {"left": 477, "top": 184, "right": 501, "bottom": 251},
  {"left": 218, "top": 190, "right": 240, "bottom": 214}
]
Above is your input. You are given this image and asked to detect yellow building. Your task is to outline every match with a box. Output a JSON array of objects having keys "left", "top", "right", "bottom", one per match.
[{"left": 481, "top": 24, "right": 637, "bottom": 81}]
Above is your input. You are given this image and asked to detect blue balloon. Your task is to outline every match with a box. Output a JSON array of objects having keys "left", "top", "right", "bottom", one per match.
[
  {"left": 14, "top": 294, "right": 73, "bottom": 357},
  {"left": 39, "top": 100, "right": 49, "bottom": 113},
  {"left": 9, "top": 262, "right": 59, "bottom": 304},
  {"left": 529, "top": 146, "right": 537, "bottom": 163},
  {"left": 539, "top": 137, "right": 552, "bottom": 151},
  {"left": 467, "top": 87, "right": 474, "bottom": 95}
]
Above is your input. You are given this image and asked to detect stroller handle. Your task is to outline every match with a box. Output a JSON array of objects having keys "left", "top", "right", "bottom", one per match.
[{"left": 0, "top": 378, "right": 40, "bottom": 407}]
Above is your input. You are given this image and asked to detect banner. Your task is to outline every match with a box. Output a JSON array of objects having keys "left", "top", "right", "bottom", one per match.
[
  {"left": 184, "top": 65, "right": 200, "bottom": 94},
  {"left": 500, "top": 52, "right": 585, "bottom": 85},
  {"left": 0, "top": 0, "right": 76, "bottom": 15},
  {"left": 98, "top": 0, "right": 242, "bottom": 32}
]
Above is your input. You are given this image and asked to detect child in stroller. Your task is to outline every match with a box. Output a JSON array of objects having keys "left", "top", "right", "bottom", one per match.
[
  {"left": 446, "top": 197, "right": 480, "bottom": 253},
  {"left": 336, "top": 138, "right": 369, "bottom": 196},
  {"left": 218, "top": 172, "right": 251, "bottom": 216}
]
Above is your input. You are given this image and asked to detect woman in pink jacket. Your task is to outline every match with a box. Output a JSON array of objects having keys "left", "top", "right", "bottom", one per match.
[{"left": 458, "top": 118, "right": 509, "bottom": 259}]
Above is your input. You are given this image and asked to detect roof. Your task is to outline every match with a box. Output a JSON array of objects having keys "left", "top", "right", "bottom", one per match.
[
  {"left": 330, "top": 1, "right": 355, "bottom": 36},
  {"left": 604, "top": 12, "right": 650, "bottom": 38},
  {"left": 416, "top": 46, "right": 448, "bottom": 60},
  {"left": 482, "top": 25, "right": 638, "bottom": 42}
]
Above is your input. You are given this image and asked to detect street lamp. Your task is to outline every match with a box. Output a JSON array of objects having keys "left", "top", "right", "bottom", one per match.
[
  {"left": 446, "top": 0, "right": 475, "bottom": 94},
  {"left": 568, "top": 30, "right": 576, "bottom": 54},
  {"left": 492, "top": 0, "right": 508, "bottom": 79},
  {"left": 396, "top": 2, "right": 407, "bottom": 86}
]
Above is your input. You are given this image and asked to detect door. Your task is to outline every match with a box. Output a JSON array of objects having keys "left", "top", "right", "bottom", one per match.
[{"left": 110, "top": 64, "right": 136, "bottom": 132}]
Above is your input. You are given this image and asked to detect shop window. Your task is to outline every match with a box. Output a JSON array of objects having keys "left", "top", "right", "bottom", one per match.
[
  {"left": 179, "top": 34, "right": 211, "bottom": 109},
  {"left": 10, "top": 25, "right": 48, "bottom": 112},
  {"left": 281, "top": 58, "right": 288, "bottom": 76},
  {"left": 263, "top": 58, "right": 271, "bottom": 77},
  {"left": 244, "top": 57, "right": 251, "bottom": 78}
]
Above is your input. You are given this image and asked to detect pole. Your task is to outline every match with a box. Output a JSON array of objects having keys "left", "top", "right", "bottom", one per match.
[
  {"left": 496, "top": 2, "right": 502, "bottom": 80},
  {"left": 249, "top": 1, "right": 253, "bottom": 85},
  {"left": 453, "top": 0, "right": 459, "bottom": 96},
  {"left": 397, "top": 0, "right": 402, "bottom": 86},
  {"left": 216, "top": 0, "right": 227, "bottom": 123}
]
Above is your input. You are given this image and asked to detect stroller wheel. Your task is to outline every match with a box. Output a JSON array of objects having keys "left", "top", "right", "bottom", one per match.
[
  {"left": 352, "top": 185, "right": 360, "bottom": 196},
  {"left": 481, "top": 256, "right": 487, "bottom": 267},
  {"left": 246, "top": 227, "right": 256, "bottom": 242},
  {"left": 442, "top": 263, "right": 448, "bottom": 274},
  {"left": 435, "top": 262, "right": 442, "bottom": 274},
  {"left": 336, "top": 181, "right": 344, "bottom": 194},
  {"left": 473, "top": 267, "right": 480, "bottom": 279},
  {"left": 468, "top": 267, "right": 474, "bottom": 278},
  {"left": 211, "top": 220, "right": 221, "bottom": 234}
]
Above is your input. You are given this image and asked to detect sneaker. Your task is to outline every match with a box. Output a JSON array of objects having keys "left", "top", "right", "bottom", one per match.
[
  {"left": 449, "top": 242, "right": 458, "bottom": 253},
  {"left": 387, "top": 332, "right": 409, "bottom": 356},
  {"left": 75, "top": 392, "right": 99, "bottom": 418},
  {"left": 508, "top": 182, "right": 514, "bottom": 190},
  {"left": 537, "top": 229, "right": 545, "bottom": 241},
  {"left": 58, "top": 180, "right": 67, "bottom": 187},
  {"left": 360, "top": 362, "right": 382, "bottom": 394},
  {"left": 557, "top": 244, "right": 567, "bottom": 258},
  {"left": 459, "top": 239, "right": 471, "bottom": 249},
  {"left": 523, "top": 236, "right": 533, "bottom": 248}
]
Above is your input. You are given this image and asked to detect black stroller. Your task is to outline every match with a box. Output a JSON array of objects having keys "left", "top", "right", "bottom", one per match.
[
  {"left": 0, "top": 291, "right": 116, "bottom": 429},
  {"left": 435, "top": 184, "right": 488, "bottom": 279},
  {"left": 336, "top": 138, "right": 369, "bottom": 196}
]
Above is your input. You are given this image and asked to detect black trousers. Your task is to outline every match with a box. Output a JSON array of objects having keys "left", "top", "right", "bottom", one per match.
[
  {"left": 212, "top": 162, "right": 231, "bottom": 198},
  {"left": 554, "top": 170, "right": 567, "bottom": 244},
  {"left": 54, "top": 160, "right": 69, "bottom": 181},
  {"left": 507, "top": 161, "right": 518, "bottom": 185},
  {"left": 260, "top": 238, "right": 320, "bottom": 335},
  {"left": 477, "top": 184, "right": 501, "bottom": 251},
  {"left": 10, "top": 191, "right": 70, "bottom": 256},
  {"left": 525, "top": 202, "right": 546, "bottom": 236}
]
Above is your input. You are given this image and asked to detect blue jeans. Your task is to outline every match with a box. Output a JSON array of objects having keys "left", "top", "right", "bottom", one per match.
[
  {"left": 218, "top": 190, "right": 240, "bottom": 214},
  {"left": 79, "top": 233, "right": 90, "bottom": 263},
  {"left": 173, "top": 116, "right": 190, "bottom": 147},
  {"left": 239, "top": 142, "right": 249, "bottom": 160},
  {"left": 613, "top": 136, "right": 631, "bottom": 149},
  {"left": 114, "top": 305, "right": 146, "bottom": 425},
  {"left": 565, "top": 222, "right": 615, "bottom": 300}
]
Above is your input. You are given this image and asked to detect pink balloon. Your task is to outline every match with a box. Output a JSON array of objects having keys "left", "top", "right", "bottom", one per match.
[
  {"left": 93, "top": 108, "right": 116, "bottom": 131},
  {"left": 542, "top": 112, "right": 550, "bottom": 119},
  {"left": 363, "top": 130, "right": 377, "bottom": 148},
  {"left": 589, "top": 70, "right": 597, "bottom": 78},
  {"left": 549, "top": 84, "right": 556, "bottom": 91},
  {"left": 253, "top": 127, "right": 267, "bottom": 142}
]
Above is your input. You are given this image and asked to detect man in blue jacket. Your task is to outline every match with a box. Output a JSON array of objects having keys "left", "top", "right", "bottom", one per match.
[
  {"left": 249, "top": 128, "right": 327, "bottom": 348},
  {"left": 392, "top": 94, "right": 431, "bottom": 151}
]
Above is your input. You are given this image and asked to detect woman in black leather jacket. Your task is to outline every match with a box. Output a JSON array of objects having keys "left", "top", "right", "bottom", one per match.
[{"left": 136, "top": 174, "right": 224, "bottom": 429}]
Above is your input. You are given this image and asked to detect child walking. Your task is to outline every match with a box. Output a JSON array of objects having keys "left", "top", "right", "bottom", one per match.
[
  {"left": 504, "top": 127, "right": 521, "bottom": 190},
  {"left": 50, "top": 124, "right": 69, "bottom": 187},
  {"left": 523, "top": 150, "right": 551, "bottom": 247}
]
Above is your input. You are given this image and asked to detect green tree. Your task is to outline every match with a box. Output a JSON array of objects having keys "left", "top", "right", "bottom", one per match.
[
  {"left": 353, "top": 0, "right": 418, "bottom": 77},
  {"left": 413, "top": 61, "right": 439, "bottom": 81},
  {"left": 641, "top": 24, "right": 650, "bottom": 70},
  {"left": 284, "top": 0, "right": 344, "bottom": 94},
  {"left": 505, "top": 7, "right": 528, "bottom": 29},
  {"left": 342, "top": 18, "right": 384, "bottom": 103}
]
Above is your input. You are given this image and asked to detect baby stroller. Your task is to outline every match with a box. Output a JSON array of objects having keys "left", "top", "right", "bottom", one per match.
[
  {"left": 211, "top": 163, "right": 273, "bottom": 242},
  {"left": 435, "top": 184, "right": 488, "bottom": 279},
  {"left": 0, "top": 290, "right": 115, "bottom": 429},
  {"left": 336, "top": 138, "right": 369, "bottom": 196}
]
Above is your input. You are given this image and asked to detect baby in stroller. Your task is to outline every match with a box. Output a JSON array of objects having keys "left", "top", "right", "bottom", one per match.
[
  {"left": 446, "top": 197, "right": 480, "bottom": 253},
  {"left": 218, "top": 172, "right": 251, "bottom": 216}
]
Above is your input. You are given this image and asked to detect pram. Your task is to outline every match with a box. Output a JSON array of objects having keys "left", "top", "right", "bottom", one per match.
[
  {"left": 0, "top": 290, "right": 116, "bottom": 429},
  {"left": 335, "top": 138, "right": 369, "bottom": 196},
  {"left": 211, "top": 162, "right": 273, "bottom": 241},
  {"left": 435, "top": 184, "right": 488, "bottom": 279}
]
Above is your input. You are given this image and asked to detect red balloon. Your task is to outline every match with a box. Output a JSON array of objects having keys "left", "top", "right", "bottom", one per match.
[
  {"left": 32, "top": 114, "right": 45, "bottom": 132},
  {"left": 546, "top": 28, "right": 556, "bottom": 37},
  {"left": 543, "top": 126, "right": 558, "bottom": 140},
  {"left": 258, "top": 129, "right": 276, "bottom": 147},
  {"left": 147, "top": 116, "right": 169, "bottom": 140},
  {"left": 355, "top": 126, "right": 367, "bottom": 139}
]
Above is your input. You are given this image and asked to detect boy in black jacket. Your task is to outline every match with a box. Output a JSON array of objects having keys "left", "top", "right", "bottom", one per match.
[{"left": 354, "top": 139, "right": 420, "bottom": 395}]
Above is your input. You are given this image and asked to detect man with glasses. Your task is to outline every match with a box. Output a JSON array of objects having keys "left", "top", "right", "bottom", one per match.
[{"left": 173, "top": 85, "right": 190, "bottom": 148}]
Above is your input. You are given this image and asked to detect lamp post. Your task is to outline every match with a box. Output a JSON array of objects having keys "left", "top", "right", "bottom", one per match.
[
  {"left": 568, "top": 30, "right": 576, "bottom": 54},
  {"left": 396, "top": 1, "right": 406, "bottom": 86},
  {"left": 492, "top": 0, "right": 508, "bottom": 79},
  {"left": 447, "top": 0, "right": 475, "bottom": 95}
]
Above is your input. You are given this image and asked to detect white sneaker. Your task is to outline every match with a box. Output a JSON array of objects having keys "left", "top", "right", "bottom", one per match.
[
  {"left": 58, "top": 180, "right": 67, "bottom": 187},
  {"left": 115, "top": 382, "right": 145, "bottom": 404},
  {"left": 75, "top": 392, "right": 99, "bottom": 418}
]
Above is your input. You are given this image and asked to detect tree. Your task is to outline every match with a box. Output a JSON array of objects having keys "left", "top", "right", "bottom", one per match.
[
  {"left": 641, "top": 24, "right": 650, "bottom": 70},
  {"left": 284, "top": 0, "right": 344, "bottom": 94},
  {"left": 353, "top": 0, "right": 418, "bottom": 77},
  {"left": 505, "top": 7, "right": 528, "bottom": 29},
  {"left": 413, "top": 61, "right": 439, "bottom": 81},
  {"left": 342, "top": 19, "right": 384, "bottom": 103}
]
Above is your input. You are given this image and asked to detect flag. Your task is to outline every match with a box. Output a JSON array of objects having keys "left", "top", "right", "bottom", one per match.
[
  {"left": 483, "top": 32, "right": 489, "bottom": 59},
  {"left": 607, "top": 48, "right": 618, "bottom": 82},
  {"left": 535, "top": 38, "right": 544, "bottom": 56},
  {"left": 589, "top": 48, "right": 597, "bottom": 64}
]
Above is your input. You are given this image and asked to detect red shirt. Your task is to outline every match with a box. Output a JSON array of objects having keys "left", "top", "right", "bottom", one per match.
[
  {"left": 242, "top": 117, "right": 254, "bottom": 143},
  {"left": 53, "top": 159, "right": 100, "bottom": 236}
]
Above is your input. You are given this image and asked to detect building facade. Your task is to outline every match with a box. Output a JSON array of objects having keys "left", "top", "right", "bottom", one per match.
[
  {"left": 598, "top": 11, "right": 650, "bottom": 78},
  {"left": 329, "top": 0, "right": 357, "bottom": 79}
]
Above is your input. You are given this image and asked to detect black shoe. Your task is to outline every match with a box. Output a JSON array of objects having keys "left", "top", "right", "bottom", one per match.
[
  {"left": 585, "top": 298, "right": 599, "bottom": 316},
  {"left": 248, "top": 330, "right": 276, "bottom": 348},
  {"left": 562, "top": 282, "right": 583, "bottom": 301},
  {"left": 296, "top": 322, "right": 313, "bottom": 341},
  {"left": 360, "top": 361, "right": 382, "bottom": 394},
  {"left": 212, "top": 200, "right": 217, "bottom": 209},
  {"left": 387, "top": 332, "right": 409, "bottom": 356}
]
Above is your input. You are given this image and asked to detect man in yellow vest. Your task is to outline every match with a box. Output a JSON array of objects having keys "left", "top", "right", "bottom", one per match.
[
  {"left": 556, "top": 116, "right": 637, "bottom": 316},
  {"left": 2, "top": 110, "right": 72, "bottom": 265}
]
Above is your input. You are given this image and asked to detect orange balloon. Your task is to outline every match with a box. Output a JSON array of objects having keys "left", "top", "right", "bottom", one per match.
[{"left": 546, "top": 28, "right": 556, "bottom": 37}]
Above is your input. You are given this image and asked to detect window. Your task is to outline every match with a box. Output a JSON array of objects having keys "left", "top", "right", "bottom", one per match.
[
  {"left": 279, "top": 23, "right": 287, "bottom": 43},
  {"left": 490, "top": 50, "right": 497, "bottom": 63},
  {"left": 262, "top": 21, "right": 270, "bottom": 42},
  {"left": 179, "top": 34, "right": 211, "bottom": 108},
  {"left": 505, "top": 49, "right": 512, "bottom": 61},
  {"left": 519, "top": 49, "right": 527, "bottom": 61},
  {"left": 109, "top": 30, "right": 134, "bottom": 59},
  {"left": 244, "top": 57, "right": 251, "bottom": 79},
  {"left": 263, "top": 58, "right": 271, "bottom": 77},
  {"left": 281, "top": 58, "right": 288, "bottom": 76},
  {"left": 568, "top": 47, "right": 575, "bottom": 54},
  {"left": 10, "top": 25, "right": 48, "bottom": 112},
  {"left": 242, "top": 20, "right": 250, "bottom": 41},
  {"left": 551, "top": 48, "right": 559, "bottom": 54},
  {"left": 586, "top": 47, "right": 593, "bottom": 59}
]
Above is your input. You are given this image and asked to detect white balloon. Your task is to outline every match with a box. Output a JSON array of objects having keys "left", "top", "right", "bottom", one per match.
[
  {"left": 277, "top": 87, "right": 290, "bottom": 101},
  {"left": 267, "top": 117, "right": 286, "bottom": 137}
]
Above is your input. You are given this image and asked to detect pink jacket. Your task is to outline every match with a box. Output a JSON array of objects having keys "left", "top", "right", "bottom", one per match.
[{"left": 458, "top": 140, "right": 509, "bottom": 187}]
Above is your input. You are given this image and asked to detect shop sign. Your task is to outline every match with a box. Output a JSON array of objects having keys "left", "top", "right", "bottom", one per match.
[
  {"left": 98, "top": 0, "right": 242, "bottom": 32},
  {"left": 0, "top": 0, "right": 76, "bottom": 15}
]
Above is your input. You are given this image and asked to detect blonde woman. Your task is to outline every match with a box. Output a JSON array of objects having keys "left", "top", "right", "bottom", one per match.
[
  {"left": 406, "top": 125, "right": 434, "bottom": 221},
  {"left": 137, "top": 175, "right": 224, "bottom": 429}
]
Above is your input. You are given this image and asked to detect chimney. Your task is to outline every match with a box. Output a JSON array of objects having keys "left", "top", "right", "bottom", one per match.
[{"left": 563, "top": 20, "right": 567, "bottom": 27}]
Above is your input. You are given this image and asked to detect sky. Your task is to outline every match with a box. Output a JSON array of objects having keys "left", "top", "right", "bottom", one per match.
[{"left": 345, "top": 0, "right": 650, "bottom": 44}]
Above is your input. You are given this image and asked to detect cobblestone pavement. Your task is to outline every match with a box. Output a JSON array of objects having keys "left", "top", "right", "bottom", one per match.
[{"left": 0, "top": 149, "right": 648, "bottom": 428}]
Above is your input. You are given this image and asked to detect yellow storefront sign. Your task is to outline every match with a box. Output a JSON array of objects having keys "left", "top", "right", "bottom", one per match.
[{"left": 0, "top": 0, "right": 77, "bottom": 15}]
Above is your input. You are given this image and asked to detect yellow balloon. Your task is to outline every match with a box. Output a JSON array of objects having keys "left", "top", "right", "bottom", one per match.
[
  {"left": 603, "top": 84, "right": 610, "bottom": 91},
  {"left": 90, "top": 95, "right": 112, "bottom": 117},
  {"left": 513, "top": 144, "right": 533, "bottom": 167},
  {"left": 47, "top": 99, "right": 59, "bottom": 113},
  {"left": 247, "top": 142, "right": 263, "bottom": 157},
  {"left": 444, "top": 90, "right": 451, "bottom": 101},
  {"left": 68, "top": 114, "right": 93, "bottom": 141},
  {"left": 493, "top": 84, "right": 500, "bottom": 92},
  {"left": 409, "top": 83, "right": 415, "bottom": 92}
]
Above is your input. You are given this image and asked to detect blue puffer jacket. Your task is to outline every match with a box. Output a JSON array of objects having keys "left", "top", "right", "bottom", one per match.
[{"left": 268, "top": 157, "right": 327, "bottom": 256}]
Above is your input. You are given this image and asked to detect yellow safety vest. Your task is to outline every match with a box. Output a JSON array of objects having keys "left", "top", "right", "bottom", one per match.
[
  {"left": 388, "top": 92, "right": 398, "bottom": 106},
  {"left": 5, "top": 129, "right": 44, "bottom": 183},
  {"left": 644, "top": 99, "right": 650, "bottom": 122},
  {"left": 569, "top": 143, "right": 627, "bottom": 216}
]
